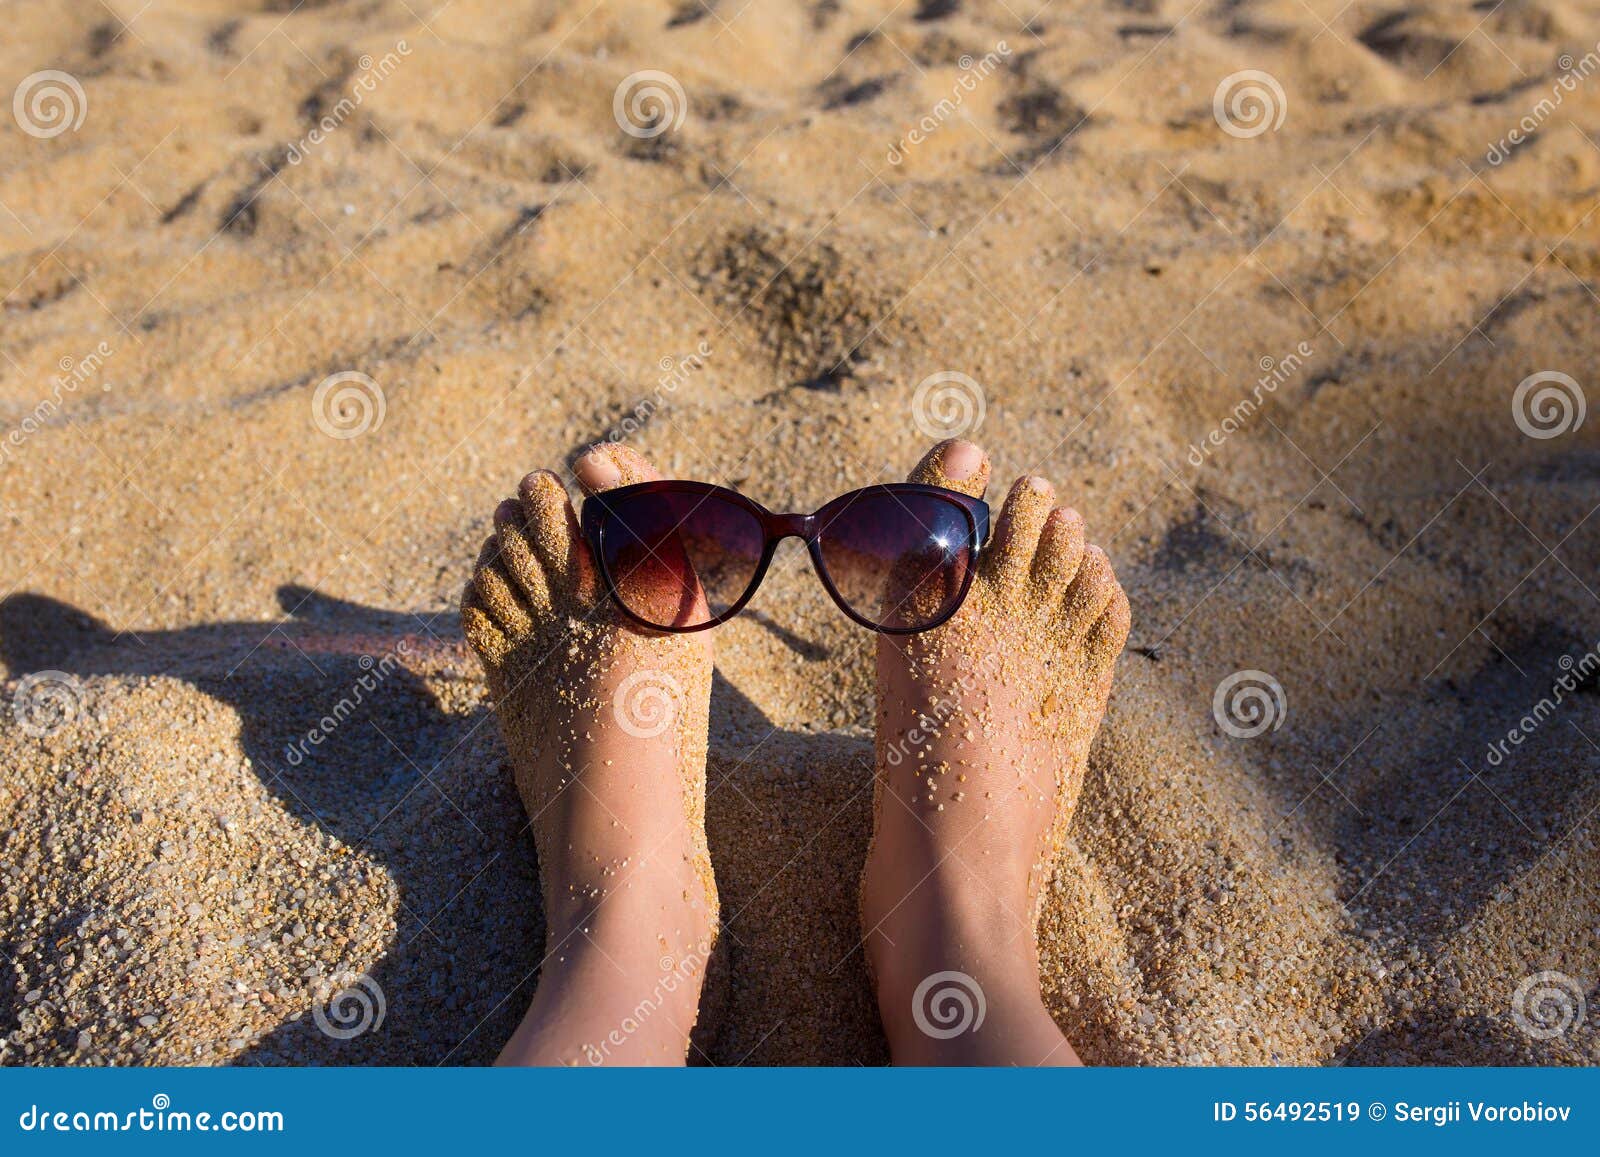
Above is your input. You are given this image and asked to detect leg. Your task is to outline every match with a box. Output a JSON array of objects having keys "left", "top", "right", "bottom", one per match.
[
  {"left": 861, "top": 440, "right": 1131, "bottom": 1066},
  {"left": 461, "top": 445, "right": 718, "bottom": 1066}
]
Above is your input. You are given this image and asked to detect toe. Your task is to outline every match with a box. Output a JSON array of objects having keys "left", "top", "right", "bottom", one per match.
[
  {"left": 985, "top": 475, "right": 1055, "bottom": 596},
  {"left": 517, "top": 470, "right": 598, "bottom": 603},
  {"left": 574, "top": 442, "right": 662, "bottom": 494},
  {"left": 907, "top": 439, "right": 990, "bottom": 498},
  {"left": 472, "top": 535, "right": 536, "bottom": 635},
  {"left": 1057, "top": 545, "right": 1119, "bottom": 638},
  {"left": 460, "top": 585, "right": 511, "bottom": 667},
  {"left": 1030, "top": 506, "right": 1086, "bottom": 600},
  {"left": 493, "top": 499, "right": 561, "bottom": 613},
  {"left": 1085, "top": 584, "right": 1132, "bottom": 672}
]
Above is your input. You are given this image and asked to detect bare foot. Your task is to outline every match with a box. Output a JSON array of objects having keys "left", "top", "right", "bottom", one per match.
[
  {"left": 461, "top": 443, "right": 718, "bottom": 1066},
  {"left": 860, "top": 439, "right": 1130, "bottom": 1065}
]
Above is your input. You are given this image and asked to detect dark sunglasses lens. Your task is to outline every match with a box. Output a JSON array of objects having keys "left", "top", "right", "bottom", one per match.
[
  {"left": 599, "top": 491, "right": 766, "bottom": 629},
  {"left": 816, "top": 491, "right": 975, "bottom": 631}
]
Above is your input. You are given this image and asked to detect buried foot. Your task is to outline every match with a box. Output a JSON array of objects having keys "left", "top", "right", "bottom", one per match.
[
  {"left": 461, "top": 444, "right": 718, "bottom": 1065},
  {"left": 860, "top": 439, "right": 1130, "bottom": 1065}
]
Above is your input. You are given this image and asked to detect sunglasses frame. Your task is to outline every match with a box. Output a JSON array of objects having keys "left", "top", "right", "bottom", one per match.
[{"left": 581, "top": 480, "right": 991, "bottom": 635}]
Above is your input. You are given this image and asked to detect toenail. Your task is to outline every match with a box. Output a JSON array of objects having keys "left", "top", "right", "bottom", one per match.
[
  {"left": 494, "top": 499, "right": 522, "bottom": 524},
  {"left": 520, "top": 469, "right": 558, "bottom": 494},
  {"left": 578, "top": 449, "right": 621, "bottom": 487},
  {"left": 940, "top": 440, "right": 983, "bottom": 480},
  {"left": 1026, "top": 475, "right": 1051, "bottom": 493}
]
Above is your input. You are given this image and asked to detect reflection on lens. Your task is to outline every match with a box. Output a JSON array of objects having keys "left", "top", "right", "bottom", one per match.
[
  {"left": 600, "top": 491, "right": 766, "bottom": 629},
  {"left": 815, "top": 491, "right": 973, "bottom": 630}
]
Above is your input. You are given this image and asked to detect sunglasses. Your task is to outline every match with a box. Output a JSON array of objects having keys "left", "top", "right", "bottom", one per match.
[{"left": 580, "top": 481, "right": 990, "bottom": 634}]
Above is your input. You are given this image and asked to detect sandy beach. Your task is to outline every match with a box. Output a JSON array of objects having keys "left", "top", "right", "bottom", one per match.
[{"left": 2, "top": 0, "right": 1598, "bottom": 1065}]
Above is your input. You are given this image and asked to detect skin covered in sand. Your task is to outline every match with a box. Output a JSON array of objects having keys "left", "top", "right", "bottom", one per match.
[
  {"left": 860, "top": 440, "right": 1131, "bottom": 1065},
  {"left": 461, "top": 444, "right": 718, "bottom": 1066},
  {"left": 463, "top": 437, "right": 1129, "bottom": 1066}
]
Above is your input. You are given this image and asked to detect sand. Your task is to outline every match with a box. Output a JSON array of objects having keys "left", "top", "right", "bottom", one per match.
[{"left": 2, "top": 0, "right": 1599, "bottom": 1065}]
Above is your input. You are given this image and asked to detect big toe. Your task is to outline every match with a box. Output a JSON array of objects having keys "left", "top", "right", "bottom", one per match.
[
  {"left": 574, "top": 442, "right": 663, "bottom": 493},
  {"left": 571, "top": 442, "right": 709, "bottom": 629},
  {"left": 907, "top": 439, "right": 990, "bottom": 498}
]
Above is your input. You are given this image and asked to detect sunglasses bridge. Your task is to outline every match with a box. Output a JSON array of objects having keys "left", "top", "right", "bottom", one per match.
[{"left": 766, "top": 512, "right": 819, "bottom": 542}]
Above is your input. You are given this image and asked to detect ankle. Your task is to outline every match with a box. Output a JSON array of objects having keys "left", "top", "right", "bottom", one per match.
[
  {"left": 505, "top": 933, "right": 711, "bottom": 1066},
  {"left": 865, "top": 851, "right": 1031, "bottom": 951},
  {"left": 543, "top": 871, "right": 715, "bottom": 953},
  {"left": 867, "top": 873, "right": 1039, "bottom": 1009},
  {"left": 875, "top": 951, "right": 1050, "bottom": 1063}
]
